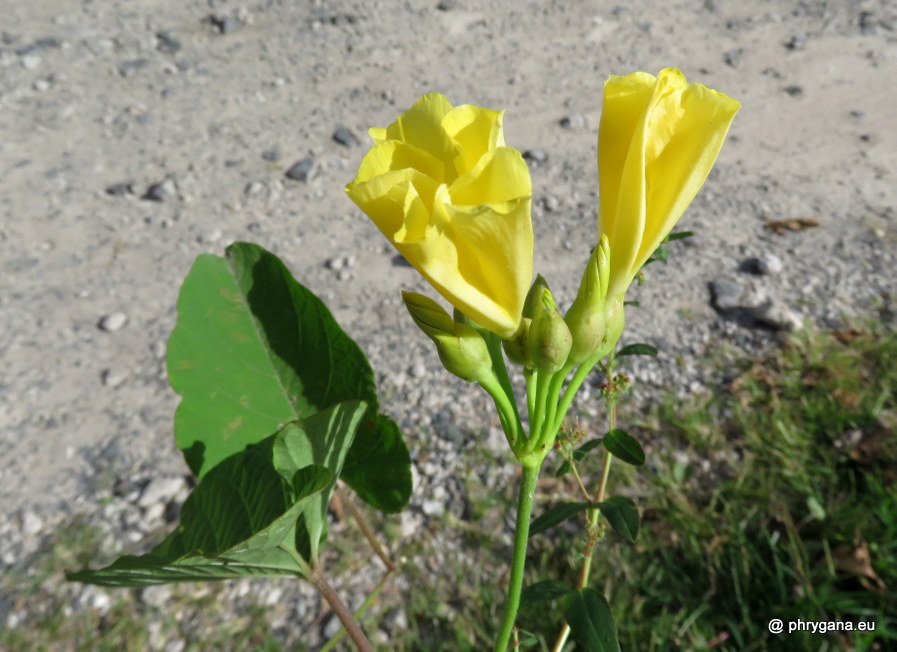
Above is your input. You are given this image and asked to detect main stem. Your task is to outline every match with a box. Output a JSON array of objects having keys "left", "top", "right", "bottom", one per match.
[{"left": 493, "top": 461, "right": 542, "bottom": 652}]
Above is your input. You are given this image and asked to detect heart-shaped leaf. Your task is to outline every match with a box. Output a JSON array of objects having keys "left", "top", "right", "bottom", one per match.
[{"left": 166, "top": 242, "right": 410, "bottom": 512}]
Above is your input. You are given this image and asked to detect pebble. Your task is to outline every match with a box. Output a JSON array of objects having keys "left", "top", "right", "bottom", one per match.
[
  {"left": 541, "top": 195, "right": 560, "bottom": 212},
  {"left": 409, "top": 363, "right": 426, "bottom": 379},
  {"left": 285, "top": 157, "right": 316, "bottom": 182},
  {"left": 322, "top": 614, "right": 342, "bottom": 639},
  {"left": 20, "top": 509, "right": 44, "bottom": 537},
  {"left": 326, "top": 256, "right": 344, "bottom": 271},
  {"left": 756, "top": 253, "right": 783, "bottom": 275},
  {"left": 101, "top": 368, "right": 128, "bottom": 388},
  {"left": 143, "top": 179, "right": 177, "bottom": 202},
  {"left": 723, "top": 48, "right": 743, "bottom": 67},
  {"left": 709, "top": 279, "right": 743, "bottom": 311},
  {"left": 209, "top": 13, "right": 240, "bottom": 34},
  {"left": 523, "top": 148, "right": 548, "bottom": 164},
  {"left": 559, "top": 113, "right": 585, "bottom": 130},
  {"left": 747, "top": 301, "right": 803, "bottom": 332},
  {"left": 155, "top": 31, "right": 182, "bottom": 54},
  {"left": 783, "top": 85, "right": 803, "bottom": 97},
  {"left": 105, "top": 182, "right": 134, "bottom": 196},
  {"left": 422, "top": 500, "right": 445, "bottom": 517},
  {"left": 138, "top": 477, "right": 187, "bottom": 509},
  {"left": 332, "top": 126, "right": 360, "bottom": 147},
  {"left": 261, "top": 148, "right": 281, "bottom": 161},
  {"left": 98, "top": 312, "right": 128, "bottom": 332},
  {"left": 118, "top": 58, "right": 150, "bottom": 77},
  {"left": 437, "top": 0, "right": 459, "bottom": 10}
]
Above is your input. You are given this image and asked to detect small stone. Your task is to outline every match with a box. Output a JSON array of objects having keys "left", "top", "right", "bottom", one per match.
[
  {"left": 118, "top": 58, "right": 150, "bottom": 77},
  {"left": 98, "top": 312, "right": 128, "bottom": 332},
  {"left": 105, "top": 182, "right": 134, "bottom": 196},
  {"left": 141, "top": 584, "right": 173, "bottom": 609},
  {"left": 559, "top": 113, "right": 585, "bottom": 130},
  {"left": 322, "top": 614, "right": 342, "bottom": 639},
  {"left": 783, "top": 85, "right": 803, "bottom": 97},
  {"left": 723, "top": 48, "right": 743, "bottom": 67},
  {"left": 245, "top": 181, "right": 265, "bottom": 197},
  {"left": 756, "top": 253, "right": 783, "bottom": 275},
  {"left": 437, "top": 0, "right": 458, "bottom": 10},
  {"left": 326, "top": 256, "right": 345, "bottom": 271},
  {"left": 20, "top": 510, "right": 44, "bottom": 537},
  {"left": 541, "top": 195, "right": 560, "bottom": 212},
  {"left": 285, "top": 157, "right": 315, "bottom": 182},
  {"left": 409, "top": 363, "right": 426, "bottom": 379},
  {"left": 332, "top": 126, "right": 360, "bottom": 147},
  {"left": 709, "top": 279, "right": 743, "bottom": 311},
  {"left": 138, "top": 477, "right": 187, "bottom": 508},
  {"left": 261, "top": 148, "right": 281, "bottom": 161},
  {"left": 422, "top": 500, "right": 444, "bottom": 517},
  {"left": 155, "top": 31, "right": 181, "bottom": 53},
  {"left": 784, "top": 33, "right": 806, "bottom": 50},
  {"left": 209, "top": 13, "right": 240, "bottom": 34},
  {"left": 33, "top": 78, "right": 51, "bottom": 92},
  {"left": 747, "top": 301, "right": 803, "bottom": 331},
  {"left": 523, "top": 148, "right": 548, "bottom": 164},
  {"left": 143, "top": 178, "right": 177, "bottom": 201},
  {"left": 101, "top": 368, "right": 128, "bottom": 388},
  {"left": 20, "top": 53, "right": 41, "bottom": 69}
]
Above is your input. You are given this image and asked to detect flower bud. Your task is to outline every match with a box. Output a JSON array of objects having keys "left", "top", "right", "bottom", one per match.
[
  {"left": 565, "top": 235, "right": 611, "bottom": 364},
  {"left": 526, "top": 286, "right": 572, "bottom": 374},
  {"left": 502, "top": 317, "right": 531, "bottom": 366},
  {"left": 403, "top": 291, "right": 495, "bottom": 384}
]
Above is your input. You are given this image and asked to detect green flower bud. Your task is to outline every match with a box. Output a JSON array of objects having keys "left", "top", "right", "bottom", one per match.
[
  {"left": 522, "top": 275, "right": 550, "bottom": 319},
  {"left": 565, "top": 236, "right": 611, "bottom": 364},
  {"left": 403, "top": 291, "right": 495, "bottom": 384},
  {"left": 502, "top": 317, "right": 531, "bottom": 366},
  {"left": 526, "top": 286, "right": 572, "bottom": 373}
]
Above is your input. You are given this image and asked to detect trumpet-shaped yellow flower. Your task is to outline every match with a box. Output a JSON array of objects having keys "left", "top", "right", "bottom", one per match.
[
  {"left": 598, "top": 68, "right": 740, "bottom": 299},
  {"left": 347, "top": 92, "right": 533, "bottom": 338}
]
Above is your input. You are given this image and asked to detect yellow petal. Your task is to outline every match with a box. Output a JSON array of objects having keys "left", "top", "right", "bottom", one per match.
[
  {"left": 346, "top": 169, "right": 439, "bottom": 241},
  {"left": 635, "top": 70, "right": 740, "bottom": 270},
  {"left": 351, "top": 139, "right": 445, "bottom": 185},
  {"left": 449, "top": 147, "right": 532, "bottom": 206},
  {"left": 384, "top": 92, "right": 457, "bottom": 167},
  {"left": 442, "top": 104, "right": 505, "bottom": 173},
  {"left": 598, "top": 71, "right": 656, "bottom": 297}
]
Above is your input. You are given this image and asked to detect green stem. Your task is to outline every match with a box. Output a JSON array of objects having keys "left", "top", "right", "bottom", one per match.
[
  {"left": 551, "top": 401, "right": 617, "bottom": 652},
  {"left": 524, "top": 368, "right": 537, "bottom": 427},
  {"left": 527, "top": 373, "right": 550, "bottom": 454},
  {"left": 550, "top": 358, "right": 599, "bottom": 437},
  {"left": 493, "top": 461, "right": 542, "bottom": 652},
  {"left": 483, "top": 377, "right": 523, "bottom": 449}
]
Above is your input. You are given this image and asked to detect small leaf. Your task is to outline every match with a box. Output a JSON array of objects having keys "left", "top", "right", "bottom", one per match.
[
  {"left": 563, "top": 588, "right": 620, "bottom": 652},
  {"left": 616, "top": 343, "right": 658, "bottom": 358},
  {"left": 555, "top": 439, "right": 604, "bottom": 477},
  {"left": 530, "top": 502, "right": 590, "bottom": 537},
  {"left": 665, "top": 230, "right": 695, "bottom": 242},
  {"left": 603, "top": 429, "right": 645, "bottom": 466},
  {"left": 521, "top": 580, "right": 571, "bottom": 605},
  {"left": 597, "top": 496, "right": 640, "bottom": 543},
  {"left": 623, "top": 300, "right": 640, "bottom": 307},
  {"left": 516, "top": 629, "right": 540, "bottom": 648}
]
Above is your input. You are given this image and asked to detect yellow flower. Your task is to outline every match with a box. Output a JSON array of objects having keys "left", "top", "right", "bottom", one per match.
[
  {"left": 346, "top": 92, "right": 533, "bottom": 338},
  {"left": 598, "top": 68, "right": 740, "bottom": 299}
]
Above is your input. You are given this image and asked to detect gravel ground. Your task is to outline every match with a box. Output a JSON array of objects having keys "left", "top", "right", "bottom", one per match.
[{"left": 2, "top": 0, "right": 896, "bottom": 648}]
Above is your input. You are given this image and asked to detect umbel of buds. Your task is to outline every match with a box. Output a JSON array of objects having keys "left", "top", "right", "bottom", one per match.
[{"left": 402, "top": 292, "right": 496, "bottom": 385}]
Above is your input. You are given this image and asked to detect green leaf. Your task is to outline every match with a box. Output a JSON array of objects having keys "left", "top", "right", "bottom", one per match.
[
  {"left": 516, "top": 630, "right": 540, "bottom": 648},
  {"left": 166, "top": 241, "right": 410, "bottom": 511},
  {"left": 562, "top": 588, "right": 620, "bottom": 652},
  {"left": 555, "top": 438, "right": 604, "bottom": 477},
  {"left": 530, "top": 502, "right": 590, "bottom": 537},
  {"left": 623, "top": 300, "right": 640, "bottom": 307},
  {"left": 340, "top": 414, "right": 412, "bottom": 513},
  {"left": 270, "top": 401, "right": 368, "bottom": 564},
  {"left": 521, "top": 580, "right": 572, "bottom": 605},
  {"left": 66, "top": 424, "right": 336, "bottom": 587},
  {"left": 603, "top": 429, "right": 645, "bottom": 466},
  {"left": 665, "top": 230, "right": 695, "bottom": 242},
  {"left": 597, "top": 496, "right": 640, "bottom": 543},
  {"left": 616, "top": 343, "right": 658, "bottom": 357}
]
